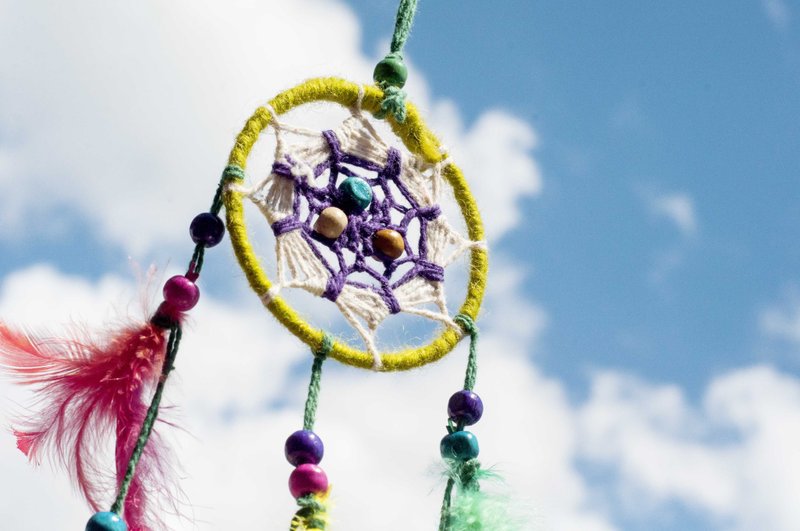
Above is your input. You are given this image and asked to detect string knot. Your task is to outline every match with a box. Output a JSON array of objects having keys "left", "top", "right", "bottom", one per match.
[
  {"left": 454, "top": 314, "right": 477, "bottom": 337},
  {"left": 373, "top": 52, "right": 409, "bottom": 123},
  {"left": 223, "top": 164, "right": 246, "bottom": 181},
  {"left": 315, "top": 333, "right": 334, "bottom": 360},
  {"left": 375, "top": 85, "right": 408, "bottom": 123}
]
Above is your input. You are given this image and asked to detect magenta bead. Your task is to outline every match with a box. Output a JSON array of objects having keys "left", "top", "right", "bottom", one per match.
[
  {"left": 289, "top": 464, "right": 328, "bottom": 498},
  {"left": 162, "top": 275, "right": 200, "bottom": 311}
]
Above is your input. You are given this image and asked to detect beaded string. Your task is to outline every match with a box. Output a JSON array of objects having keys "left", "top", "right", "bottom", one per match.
[
  {"left": 287, "top": 335, "right": 334, "bottom": 531},
  {"left": 87, "top": 167, "right": 239, "bottom": 530},
  {"left": 373, "top": 0, "right": 420, "bottom": 122},
  {"left": 438, "top": 314, "right": 484, "bottom": 531}
]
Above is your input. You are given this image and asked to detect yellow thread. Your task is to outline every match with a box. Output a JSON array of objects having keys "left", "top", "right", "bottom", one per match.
[{"left": 224, "top": 77, "right": 488, "bottom": 371}]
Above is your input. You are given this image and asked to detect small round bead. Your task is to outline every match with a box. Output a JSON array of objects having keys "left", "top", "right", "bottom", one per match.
[
  {"left": 372, "top": 229, "right": 405, "bottom": 260},
  {"left": 440, "top": 431, "right": 480, "bottom": 461},
  {"left": 285, "top": 429, "right": 325, "bottom": 466},
  {"left": 162, "top": 275, "right": 200, "bottom": 311},
  {"left": 338, "top": 177, "right": 373, "bottom": 213},
  {"left": 448, "top": 390, "right": 484, "bottom": 426},
  {"left": 289, "top": 463, "right": 329, "bottom": 498},
  {"left": 189, "top": 212, "right": 225, "bottom": 247},
  {"left": 373, "top": 53, "right": 408, "bottom": 88},
  {"left": 86, "top": 512, "right": 128, "bottom": 531},
  {"left": 313, "top": 207, "right": 348, "bottom": 240}
]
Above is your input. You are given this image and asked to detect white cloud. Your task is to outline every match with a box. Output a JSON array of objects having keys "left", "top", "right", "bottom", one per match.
[
  {"left": 579, "top": 365, "right": 800, "bottom": 531},
  {"left": 0, "top": 262, "right": 614, "bottom": 530},
  {"left": 760, "top": 288, "right": 800, "bottom": 345},
  {"left": 648, "top": 192, "right": 698, "bottom": 237},
  {"left": 762, "top": 0, "right": 791, "bottom": 31},
  {"left": 0, "top": 0, "right": 540, "bottom": 254}
]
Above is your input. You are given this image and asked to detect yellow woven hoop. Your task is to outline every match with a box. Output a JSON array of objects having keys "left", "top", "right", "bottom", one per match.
[{"left": 223, "top": 77, "right": 488, "bottom": 371}]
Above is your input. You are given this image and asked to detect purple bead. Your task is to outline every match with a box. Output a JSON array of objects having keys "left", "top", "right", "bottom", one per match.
[
  {"left": 285, "top": 430, "right": 324, "bottom": 466},
  {"left": 190, "top": 212, "right": 225, "bottom": 247},
  {"left": 162, "top": 275, "right": 200, "bottom": 311},
  {"left": 289, "top": 464, "right": 329, "bottom": 498},
  {"left": 448, "top": 390, "right": 484, "bottom": 426}
]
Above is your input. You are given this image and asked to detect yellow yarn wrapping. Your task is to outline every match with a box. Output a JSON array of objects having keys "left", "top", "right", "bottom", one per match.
[{"left": 224, "top": 77, "right": 488, "bottom": 371}]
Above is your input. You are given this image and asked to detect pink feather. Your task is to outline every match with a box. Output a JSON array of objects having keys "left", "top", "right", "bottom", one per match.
[{"left": 0, "top": 320, "right": 178, "bottom": 530}]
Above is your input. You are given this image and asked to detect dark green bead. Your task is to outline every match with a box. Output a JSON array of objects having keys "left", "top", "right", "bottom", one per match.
[
  {"left": 373, "top": 54, "right": 408, "bottom": 88},
  {"left": 440, "top": 431, "right": 480, "bottom": 461}
]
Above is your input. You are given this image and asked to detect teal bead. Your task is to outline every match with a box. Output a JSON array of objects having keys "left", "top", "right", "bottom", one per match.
[
  {"left": 85, "top": 512, "right": 127, "bottom": 531},
  {"left": 440, "top": 431, "right": 480, "bottom": 461},
  {"left": 338, "top": 177, "right": 373, "bottom": 213},
  {"left": 373, "top": 53, "right": 408, "bottom": 88}
]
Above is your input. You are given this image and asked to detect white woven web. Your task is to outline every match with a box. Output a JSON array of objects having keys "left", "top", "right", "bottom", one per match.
[{"left": 231, "top": 97, "right": 483, "bottom": 369}]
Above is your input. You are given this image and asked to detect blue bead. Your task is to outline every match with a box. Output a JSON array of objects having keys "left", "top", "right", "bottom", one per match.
[
  {"left": 189, "top": 212, "right": 225, "bottom": 247},
  {"left": 338, "top": 177, "right": 373, "bottom": 213},
  {"left": 86, "top": 512, "right": 128, "bottom": 531},
  {"left": 440, "top": 431, "right": 480, "bottom": 461},
  {"left": 448, "top": 390, "right": 484, "bottom": 426},
  {"left": 285, "top": 429, "right": 325, "bottom": 466}
]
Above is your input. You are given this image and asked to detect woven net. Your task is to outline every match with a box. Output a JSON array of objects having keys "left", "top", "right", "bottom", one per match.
[{"left": 239, "top": 102, "right": 482, "bottom": 369}]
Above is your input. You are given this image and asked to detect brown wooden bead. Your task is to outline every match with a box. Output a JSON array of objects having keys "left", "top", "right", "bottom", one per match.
[
  {"left": 372, "top": 229, "right": 405, "bottom": 259},
  {"left": 314, "top": 207, "right": 348, "bottom": 239}
]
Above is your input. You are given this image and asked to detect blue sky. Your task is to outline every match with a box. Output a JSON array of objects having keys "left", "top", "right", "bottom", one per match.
[
  {"left": 1, "top": 1, "right": 800, "bottom": 530},
  {"left": 361, "top": 0, "right": 800, "bottom": 392}
]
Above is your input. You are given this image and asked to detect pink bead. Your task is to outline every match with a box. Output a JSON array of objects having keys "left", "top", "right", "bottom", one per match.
[
  {"left": 288, "top": 463, "right": 328, "bottom": 498},
  {"left": 162, "top": 275, "right": 200, "bottom": 311}
]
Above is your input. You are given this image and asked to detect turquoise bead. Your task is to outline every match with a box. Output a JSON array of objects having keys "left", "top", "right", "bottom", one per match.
[
  {"left": 85, "top": 512, "right": 127, "bottom": 531},
  {"left": 338, "top": 177, "right": 373, "bottom": 213},
  {"left": 373, "top": 53, "right": 408, "bottom": 88},
  {"left": 440, "top": 431, "right": 480, "bottom": 461}
]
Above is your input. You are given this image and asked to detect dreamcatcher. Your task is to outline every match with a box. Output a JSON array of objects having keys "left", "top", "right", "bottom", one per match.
[{"left": 0, "top": 1, "right": 520, "bottom": 529}]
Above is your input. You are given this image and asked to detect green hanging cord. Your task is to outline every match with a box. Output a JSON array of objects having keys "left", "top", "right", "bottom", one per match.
[
  {"left": 303, "top": 333, "right": 333, "bottom": 431},
  {"left": 373, "top": 0, "right": 420, "bottom": 122},
  {"left": 189, "top": 164, "right": 245, "bottom": 276},
  {"left": 454, "top": 314, "right": 479, "bottom": 391},
  {"left": 289, "top": 334, "right": 334, "bottom": 531},
  {"left": 438, "top": 314, "right": 481, "bottom": 530},
  {"left": 111, "top": 324, "right": 183, "bottom": 516}
]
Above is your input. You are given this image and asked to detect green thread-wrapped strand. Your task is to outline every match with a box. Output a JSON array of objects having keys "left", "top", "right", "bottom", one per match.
[
  {"left": 389, "top": 0, "right": 419, "bottom": 53},
  {"left": 190, "top": 164, "right": 245, "bottom": 276},
  {"left": 454, "top": 314, "right": 479, "bottom": 391},
  {"left": 111, "top": 324, "right": 183, "bottom": 515},
  {"left": 374, "top": 0, "right": 420, "bottom": 122},
  {"left": 438, "top": 315, "right": 481, "bottom": 530},
  {"left": 303, "top": 334, "right": 333, "bottom": 431}
]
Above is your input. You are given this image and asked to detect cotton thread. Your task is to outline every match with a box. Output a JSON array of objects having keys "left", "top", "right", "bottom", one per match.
[{"left": 223, "top": 78, "right": 488, "bottom": 371}]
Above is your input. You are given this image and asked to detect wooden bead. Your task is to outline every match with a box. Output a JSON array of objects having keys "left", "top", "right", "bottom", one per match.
[
  {"left": 314, "top": 207, "right": 348, "bottom": 239},
  {"left": 372, "top": 229, "right": 405, "bottom": 259}
]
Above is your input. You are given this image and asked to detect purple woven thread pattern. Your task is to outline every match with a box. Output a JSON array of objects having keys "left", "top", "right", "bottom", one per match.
[{"left": 270, "top": 130, "right": 443, "bottom": 313}]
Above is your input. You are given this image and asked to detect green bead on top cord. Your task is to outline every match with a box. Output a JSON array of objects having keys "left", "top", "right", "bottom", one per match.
[
  {"left": 373, "top": 52, "right": 408, "bottom": 89},
  {"left": 373, "top": 0, "right": 418, "bottom": 122}
]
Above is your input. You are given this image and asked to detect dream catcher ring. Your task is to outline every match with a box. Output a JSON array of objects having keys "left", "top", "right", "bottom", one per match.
[{"left": 223, "top": 78, "right": 488, "bottom": 371}]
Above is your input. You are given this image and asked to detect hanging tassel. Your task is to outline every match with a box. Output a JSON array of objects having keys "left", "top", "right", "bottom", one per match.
[
  {"left": 0, "top": 315, "right": 179, "bottom": 530},
  {"left": 440, "top": 460, "right": 525, "bottom": 531},
  {"left": 289, "top": 490, "right": 331, "bottom": 531}
]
